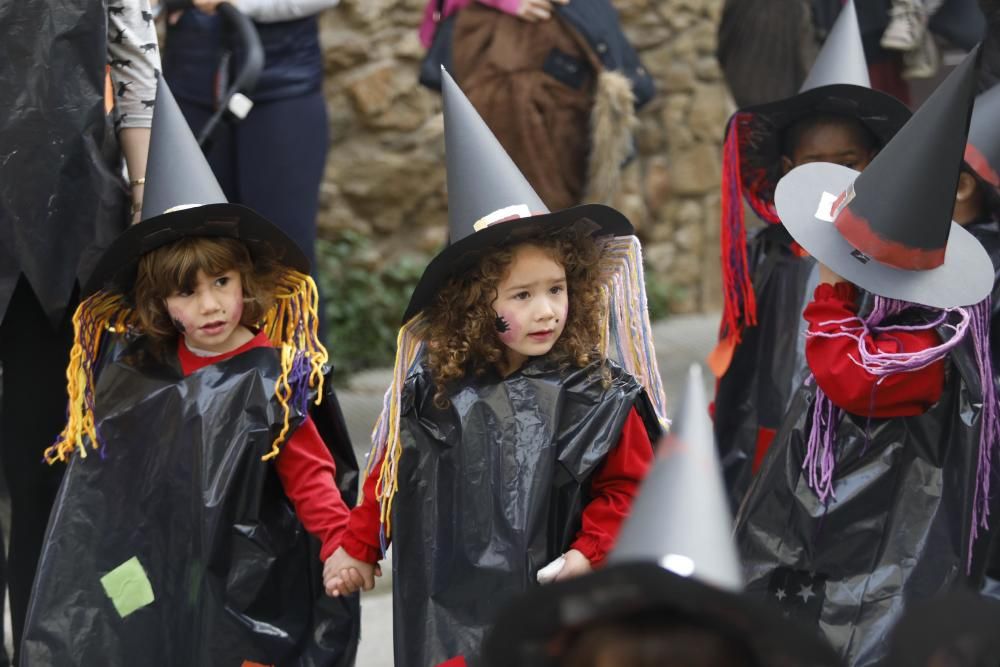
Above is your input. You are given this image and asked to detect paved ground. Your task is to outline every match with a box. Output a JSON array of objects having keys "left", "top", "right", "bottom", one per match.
[{"left": 337, "top": 311, "right": 720, "bottom": 666}]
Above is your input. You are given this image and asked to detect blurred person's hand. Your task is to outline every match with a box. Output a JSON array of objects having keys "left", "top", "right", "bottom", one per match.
[{"left": 516, "top": 0, "right": 569, "bottom": 22}]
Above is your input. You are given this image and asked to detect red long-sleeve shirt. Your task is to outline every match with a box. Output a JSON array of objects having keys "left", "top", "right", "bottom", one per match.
[
  {"left": 177, "top": 332, "right": 350, "bottom": 561},
  {"left": 340, "top": 406, "right": 653, "bottom": 567},
  {"left": 803, "top": 283, "right": 946, "bottom": 416}
]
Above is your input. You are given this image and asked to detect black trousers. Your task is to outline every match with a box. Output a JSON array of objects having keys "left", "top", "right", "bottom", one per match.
[
  {"left": 176, "top": 91, "right": 329, "bottom": 339},
  {"left": 0, "top": 278, "right": 72, "bottom": 664}
]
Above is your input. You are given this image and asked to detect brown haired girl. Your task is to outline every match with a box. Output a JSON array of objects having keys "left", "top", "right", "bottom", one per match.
[
  {"left": 22, "top": 81, "right": 358, "bottom": 665},
  {"left": 321, "top": 72, "right": 668, "bottom": 667}
]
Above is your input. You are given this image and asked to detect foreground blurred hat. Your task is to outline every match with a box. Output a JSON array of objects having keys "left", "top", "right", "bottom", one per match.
[{"left": 483, "top": 365, "right": 842, "bottom": 667}]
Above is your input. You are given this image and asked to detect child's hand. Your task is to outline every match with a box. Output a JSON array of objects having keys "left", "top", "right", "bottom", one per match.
[
  {"left": 553, "top": 549, "right": 591, "bottom": 581},
  {"left": 818, "top": 263, "right": 847, "bottom": 286},
  {"left": 323, "top": 546, "right": 381, "bottom": 597},
  {"left": 537, "top": 549, "right": 591, "bottom": 584}
]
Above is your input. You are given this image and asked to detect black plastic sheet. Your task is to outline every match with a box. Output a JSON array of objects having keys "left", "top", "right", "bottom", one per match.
[
  {"left": 22, "top": 337, "right": 360, "bottom": 665},
  {"left": 734, "top": 325, "right": 997, "bottom": 667},
  {"left": 389, "top": 358, "right": 660, "bottom": 667},
  {"left": 714, "top": 224, "right": 817, "bottom": 511},
  {"left": 0, "top": 0, "right": 128, "bottom": 325}
]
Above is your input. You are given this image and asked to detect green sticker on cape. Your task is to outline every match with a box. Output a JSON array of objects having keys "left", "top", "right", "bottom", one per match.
[{"left": 100, "top": 556, "right": 155, "bottom": 618}]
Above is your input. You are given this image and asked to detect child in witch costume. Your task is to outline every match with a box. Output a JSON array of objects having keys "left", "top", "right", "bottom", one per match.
[
  {"left": 323, "top": 71, "right": 667, "bottom": 667},
  {"left": 710, "top": 0, "right": 911, "bottom": 510},
  {"left": 734, "top": 50, "right": 1000, "bottom": 667},
  {"left": 20, "top": 81, "right": 360, "bottom": 666},
  {"left": 483, "top": 366, "right": 842, "bottom": 667}
]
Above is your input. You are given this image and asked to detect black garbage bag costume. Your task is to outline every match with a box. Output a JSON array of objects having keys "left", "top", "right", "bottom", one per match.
[
  {"left": 735, "top": 46, "right": 1000, "bottom": 667},
  {"left": 734, "top": 322, "right": 997, "bottom": 667},
  {"left": 713, "top": 225, "right": 815, "bottom": 506},
  {"left": 711, "top": 0, "right": 910, "bottom": 511},
  {"left": 389, "top": 358, "right": 659, "bottom": 667},
  {"left": 21, "top": 337, "right": 360, "bottom": 666}
]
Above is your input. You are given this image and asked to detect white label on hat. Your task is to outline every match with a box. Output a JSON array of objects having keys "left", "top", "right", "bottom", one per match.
[
  {"left": 473, "top": 204, "right": 532, "bottom": 232},
  {"left": 814, "top": 192, "right": 838, "bottom": 222}
]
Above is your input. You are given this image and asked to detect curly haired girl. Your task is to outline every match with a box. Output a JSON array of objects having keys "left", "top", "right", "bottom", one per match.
[{"left": 320, "top": 72, "right": 667, "bottom": 667}]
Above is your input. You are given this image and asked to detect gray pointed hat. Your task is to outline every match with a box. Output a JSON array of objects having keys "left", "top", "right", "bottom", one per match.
[
  {"left": 727, "top": 0, "right": 912, "bottom": 215},
  {"left": 609, "top": 364, "right": 742, "bottom": 590},
  {"left": 82, "top": 79, "right": 308, "bottom": 296},
  {"left": 483, "top": 365, "right": 842, "bottom": 667},
  {"left": 401, "top": 70, "right": 634, "bottom": 324}
]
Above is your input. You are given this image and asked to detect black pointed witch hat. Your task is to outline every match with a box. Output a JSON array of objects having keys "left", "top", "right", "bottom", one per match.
[
  {"left": 400, "top": 70, "right": 634, "bottom": 324},
  {"left": 716, "top": 0, "right": 912, "bottom": 354},
  {"left": 82, "top": 79, "right": 308, "bottom": 297},
  {"left": 776, "top": 47, "right": 994, "bottom": 308},
  {"left": 733, "top": 0, "right": 912, "bottom": 211},
  {"left": 482, "top": 366, "right": 842, "bottom": 667},
  {"left": 965, "top": 82, "right": 1000, "bottom": 213}
]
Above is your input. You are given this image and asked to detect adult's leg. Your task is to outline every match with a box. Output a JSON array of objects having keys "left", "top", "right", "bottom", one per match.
[
  {"left": 0, "top": 277, "right": 72, "bottom": 663},
  {"left": 234, "top": 92, "right": 328, "bottom": 271},
  {"left": 234, "top": 92, "right": 329, "bottom": 333},
  {"left": 174, "top": 99, "right": 240, "bottom": 204}
]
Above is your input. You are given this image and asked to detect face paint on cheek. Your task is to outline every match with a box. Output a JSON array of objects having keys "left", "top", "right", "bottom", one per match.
[
  {"left": 172, "top": 318, "right": 186, "bottom": 333},
  {"left": 494, "top": 312, "right": 520, "bottom": 345}
]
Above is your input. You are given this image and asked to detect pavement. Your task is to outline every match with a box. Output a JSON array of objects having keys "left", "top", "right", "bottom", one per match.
[{"left": 336, "top": 311, "right": 720, "bottom": 666}]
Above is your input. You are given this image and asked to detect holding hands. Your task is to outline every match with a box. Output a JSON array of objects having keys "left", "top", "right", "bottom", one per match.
[
  {"left": 324, "top": 546, "right": 382, "bottom": 597},
  {"left": 516, "top": 0, "right": 569, "bottom": 22}
]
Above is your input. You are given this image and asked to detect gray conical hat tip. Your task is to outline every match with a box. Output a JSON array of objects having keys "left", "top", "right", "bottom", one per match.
[
  {"left": 608, "top": 364, "right": 743, "bottom": 592},
  {"left": 141, "top": 79, "right": 227, "bottom": 221},
  {"left": 800, "top": 0, "right": 870, "bottom": 91},
  {"left": 440, "top": 69, "right": 548, "bottom": 245}
]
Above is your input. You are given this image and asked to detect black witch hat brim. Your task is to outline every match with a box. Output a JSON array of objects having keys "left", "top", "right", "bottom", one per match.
[
  {"left": 776, "top": 162, "right": 994, "bottom": 308},
  {"left": 735, "top": 83, "right": 911, "bottom": 191},
  {"left": 401, "top": 203, "right": 634, "bottom": 324},
  {"left": 82, "top": 202, "right": 310, "bottom": 297},
  {"left": 483, "top": 562, "right": 842, "bottom": 667}
]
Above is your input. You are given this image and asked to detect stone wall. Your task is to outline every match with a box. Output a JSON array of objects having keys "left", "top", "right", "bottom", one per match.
[{"left": 319, "top": 0, "right": 731, "bottom": 314}]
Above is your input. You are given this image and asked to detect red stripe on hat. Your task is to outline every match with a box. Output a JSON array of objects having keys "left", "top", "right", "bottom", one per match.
[
  {"left": 834, "top": 205, "right": 945, "bottom": 270},
  {"left": 965, "top": 143, "right": 1000, "bottom": 188}
]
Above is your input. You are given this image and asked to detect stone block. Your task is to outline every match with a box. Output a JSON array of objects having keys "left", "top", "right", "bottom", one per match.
[{"left": 668, "top": 144, "right": 720, "bottom": 195}]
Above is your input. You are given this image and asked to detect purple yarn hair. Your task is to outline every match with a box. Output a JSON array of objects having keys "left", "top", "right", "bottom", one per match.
[{"left": 803, "top": 295, "right": 998, "bottom": 571}]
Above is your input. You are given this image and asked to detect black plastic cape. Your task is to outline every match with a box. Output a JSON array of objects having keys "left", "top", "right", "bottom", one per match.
[
  {"left": 714, "top": 224, "right": 817, "bottom": 510},
  {"left": 21, "top": 337, "right": 360, "bottom": 666},
  {"left": 0, "top": 0, "right": 127, "bottom": 325},
  {"left": 390, "top": 358, "right": 660, "bottom": 667},
  {"left": 734, "top": 317, "right": 998, "bottom": 667}
]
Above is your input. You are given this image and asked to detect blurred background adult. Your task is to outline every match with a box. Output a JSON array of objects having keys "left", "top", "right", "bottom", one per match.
[
  {"left": 420, "top": 0, "right": 655, "bottom": 211},
  {"left": 162, "top": 0, "right": 339, "bottom": 313}
]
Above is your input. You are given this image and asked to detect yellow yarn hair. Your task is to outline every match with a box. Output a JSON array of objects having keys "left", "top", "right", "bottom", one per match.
[
  {"left": 46, "top": 291, "right": 139, "bottom": 463},
  {"left": 367, "top": 235, "right": 669, "bottom": 539},
  {"left": 47, "top": 268, "right": 327, "bottom": 465}
]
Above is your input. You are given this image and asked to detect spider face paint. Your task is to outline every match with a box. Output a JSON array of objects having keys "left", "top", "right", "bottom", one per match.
[
  {"left": 172, "top": 318, "right": 186, "bottom": 333},
  {"left": 495, "top": 315, "right": 510, "bottom": 333}
]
